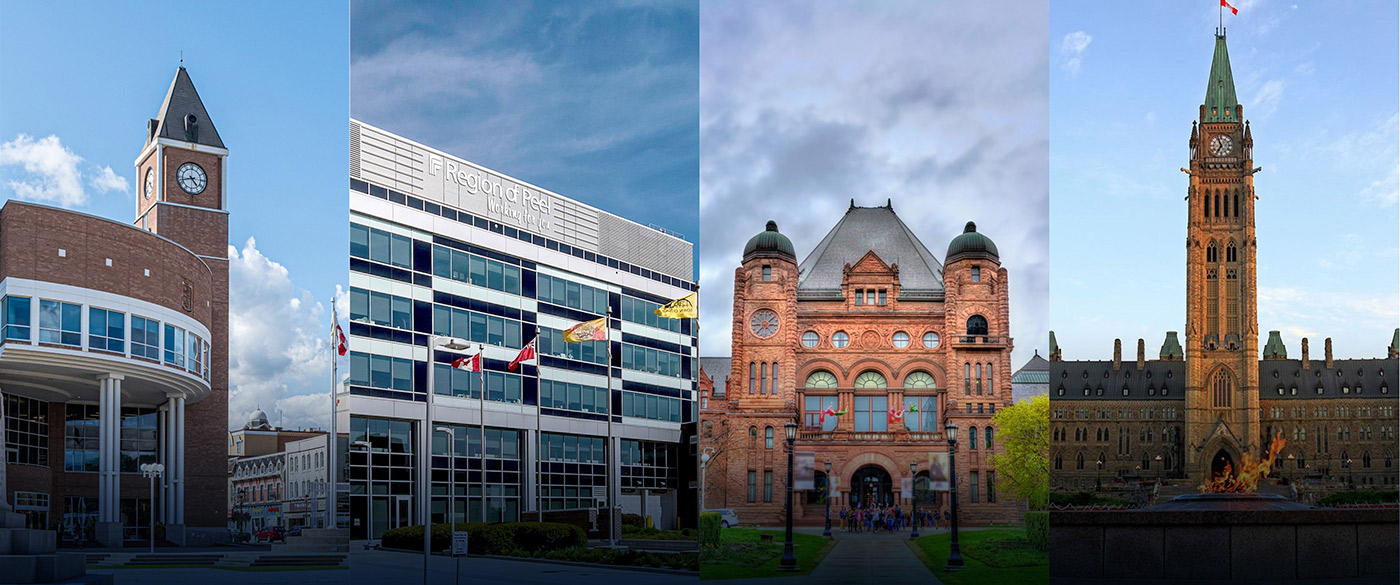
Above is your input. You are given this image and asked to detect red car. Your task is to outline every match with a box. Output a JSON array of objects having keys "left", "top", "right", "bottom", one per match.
[{"left": 253, "top": 526, "right": 286, "bottom": 543}]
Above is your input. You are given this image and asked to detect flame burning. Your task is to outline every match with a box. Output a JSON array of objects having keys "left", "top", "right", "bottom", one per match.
[{"left": 1198, "top": 430, "right": 1286, "bottom": 493}]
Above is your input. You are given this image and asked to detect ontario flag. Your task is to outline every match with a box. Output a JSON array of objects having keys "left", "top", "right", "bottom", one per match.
[
  {"left": 888, "top": 406, "right": 905, "bottom": 424},
  {"left": 1221, "top": 0, "right": 1237, "bottom": 15},
  {"left": 331, "top": 320, "right": 347, "bottom": 356},
  {"left": 508, "top": 337, "right": 537, "bottom": 372},
  {"left": 451, "top": 353, "right": 481, "bottom": 373}
]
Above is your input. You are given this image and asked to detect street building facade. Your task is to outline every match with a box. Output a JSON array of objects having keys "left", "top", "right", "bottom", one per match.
[
  {"left": 1048, "top": 32, "right": 1400, "bottom": 496},
  {"left": 0, "top": 67, "right": 229, "bottom": 546},
  {"left": 700, "top": 203, "right": 1022, "bottom": 526},
  {"left": 345, "top": 120, "right": 697, "bottom": 539}
]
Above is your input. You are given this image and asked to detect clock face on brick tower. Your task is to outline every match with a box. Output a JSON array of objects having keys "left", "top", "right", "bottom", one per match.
[
  {"left": 134, "top": 66, "right": 228, "bottom": 232},
  {"left": 177, "top": 162, "right": 207, "bottom": 195}
]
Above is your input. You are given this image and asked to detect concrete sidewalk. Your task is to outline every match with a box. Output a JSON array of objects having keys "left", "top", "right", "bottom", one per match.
[{"left": 704, "top": 525, "right": 945, "bottom": 585}]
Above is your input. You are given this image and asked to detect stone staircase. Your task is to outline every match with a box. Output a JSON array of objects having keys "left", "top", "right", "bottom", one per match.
[
  {"left": 0, "top": 508, "right": 101, "bottom": 584},
  {"left": 272, "top": 528, "right": 349, "bottom": 553}
]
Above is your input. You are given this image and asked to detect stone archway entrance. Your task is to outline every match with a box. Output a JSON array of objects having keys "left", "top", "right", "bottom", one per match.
[
  {"left": 849, "top": 465, "right": 892, "bottom": 508},
  {"left": 1210, "top": 449, "right": 1236, "bottom": 478}
]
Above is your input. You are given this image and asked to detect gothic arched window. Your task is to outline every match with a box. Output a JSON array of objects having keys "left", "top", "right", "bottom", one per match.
[
  {"left": 1212, "top": 369, "right": 1233, "bottom": 408},
  {"left": 966, "top": 315, "right": 988, "bottom": 336}
]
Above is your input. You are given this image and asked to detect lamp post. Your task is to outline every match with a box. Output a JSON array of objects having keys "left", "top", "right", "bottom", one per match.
[
  {"left": 353, "top": 440, "right": 373, "bottom": 545},
  {"left": 700, "top": 448, "right": 714, "bottom": 511},
  {"left": 423, "top": 336, "right": 471, "bottom": 585},
  {"left": 1285, "top": 454, "right": 1295, "bottom": 483},
  {"left": 944, "top": 423, "right": 964, "bottom": 572},
  {"left": 822, "top": 459, "right": 832, "bottom": 538},
  {"left": 909, "top": 461, "right": 919, "bottom": 540},
  {"left": 1096, "top": 458, "right": 1103, "bottom": 490},
  {"left": 1154, "top": 455, "right": 1163, "bottom": 484},
  {"left": 778, "top": 422, "right": 799, "bottom": 572},
  {"left": 1346, "top": 458, "right": 1353, "bottom": 486},
  {"left": 140, "top": 463, "right": 164, "bottom": 553}
]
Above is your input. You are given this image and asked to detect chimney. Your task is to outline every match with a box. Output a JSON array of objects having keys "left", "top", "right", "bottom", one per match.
[
  {"left": 1113, "top": 339, "right": 1122, "bottom": 370},
  {"left": 1136, "top": 339, "right": 1146, "bottom": 370},
  {"left": 1324, "top": 338, "right": 1333, "bottom": 369},
  {"left": 1301, "top": 338, "right": 1310, "bottom": 369}
]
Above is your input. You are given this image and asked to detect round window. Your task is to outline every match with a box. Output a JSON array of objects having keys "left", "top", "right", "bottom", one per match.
[
  {"left": 802, "top": 331, "right": 820, "bottom": 348},
  {"left": 922, "top": 332, "right": 940, "bottom": 349},
  {"left": 893, "top": 331, "right": 910, "bottom": 348},
  {"left": 832, "top": 331, "right": 850, "bottom": 348}
]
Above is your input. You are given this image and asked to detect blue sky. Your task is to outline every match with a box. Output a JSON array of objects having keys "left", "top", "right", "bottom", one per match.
[
  {"left": 350, "top": 1, "right": 700, "bottom": 270},
  {"left": 698, "top": 0, "right": 1050, "bottom": 371},
  {"left": 1051, "top": 1, "right": 1399, "bottom": 361},
  {"left": 0, "top": 2, "right": 349, "bottom": 431}
]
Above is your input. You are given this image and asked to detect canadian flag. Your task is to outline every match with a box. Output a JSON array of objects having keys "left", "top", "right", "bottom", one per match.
[
  {"left": 1221, "top": 0, "right": 1237, "bottom": 15},
  {"left": 508, "top": 338, "right": 537, "bottom": 372},
  {"left": 451, "top": 353, "right": 481, "bottom": 373},
  {"left": 332, "top": 321, "right": 347, "bottom": 356}
]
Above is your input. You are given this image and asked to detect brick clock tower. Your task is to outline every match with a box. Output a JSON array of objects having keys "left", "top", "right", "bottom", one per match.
[
  {"left": 132, "top": 66, "right": 230, "bottom": 533},
  {"left": 1183, "top": 33, "right": 1259, "bottom": 482}
]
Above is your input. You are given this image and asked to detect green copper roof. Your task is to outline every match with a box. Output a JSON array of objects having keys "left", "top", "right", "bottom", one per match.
[
  {"left": 1391, "top": 328, "right": 1399, "bottom": 355},
  {"left": 1049, "top": 331, "right": 1059, "bottom": 354},
  {"left": 743, "top": 220, "right": 796, "bottom": 261},
  {"left": 1263, "top": 330, "right": 1287, "bottom": 359},
  {"left": 1160, "top": 331, "right": 1184, "bottom": 360},
  {"left": 946, "top": 221, "right": 999, "bottom": 263},
  {"left": 1204, "top": 34, "right": 1239, "bottom": 123}
]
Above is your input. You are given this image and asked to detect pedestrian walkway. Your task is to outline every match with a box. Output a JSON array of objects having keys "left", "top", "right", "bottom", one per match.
[{"left": 704, "top": 525, "right": 944, "bottom": 585}]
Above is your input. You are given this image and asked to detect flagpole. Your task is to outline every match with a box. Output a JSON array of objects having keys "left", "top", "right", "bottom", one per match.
[
  {"left": 479, "top": 343, "right": 486, "bottom": 524},
  {"left": 535, "top": 337, "right": 542, "bottom": 524},
  {"left": 607, "top": 305, "right": 616, "bottom": 547},
  {"left": 328, "top": 296, "right": 338, "bottom": 530}
]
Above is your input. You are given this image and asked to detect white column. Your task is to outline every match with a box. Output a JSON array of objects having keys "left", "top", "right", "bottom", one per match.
[
  {"left": 157, "top": 407, "right": 167, "bottom": 524},
  {"left": 175, "top": 395, "right": 185, "bottom": 525},
  {"left": 97, "top": 376, "right": 112, "bottom": 523}
]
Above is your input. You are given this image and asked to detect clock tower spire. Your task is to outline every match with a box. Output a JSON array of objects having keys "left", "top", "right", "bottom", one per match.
[{"left": 1183, "top": 31, "right": 1259, "bottom": 483}]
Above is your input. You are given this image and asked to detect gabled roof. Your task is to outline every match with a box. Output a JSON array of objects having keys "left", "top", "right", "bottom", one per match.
[
  {"left": 699, "top": 357, "right": 731, "bottom": 397},
  {"left": 1203, "top": 34, "right": 1239, "bottom": 123},
  {"left": 796, "top": 204, "right": 943, "bottom": 295},
  {"left": 147, "top": 67, "right": 224, "bottom": 149}
]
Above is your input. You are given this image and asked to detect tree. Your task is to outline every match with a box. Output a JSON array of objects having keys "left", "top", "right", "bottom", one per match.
[{"left": 989, "top": 394, "right": 1049, "bottom": 510}]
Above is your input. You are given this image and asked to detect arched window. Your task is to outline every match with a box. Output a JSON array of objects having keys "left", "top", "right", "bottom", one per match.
[
  {"left": 975, "top": 363, "right": 983, "bottom": 394},
  {"left": 1203, "top": 191, "right": 1210, "bottom": 218},
  {"left": 760, "top": 362, "right": 767, "bottom": 394},
  {"left": 1385, "top": 450, "right": 1393, "bottom": 468},
  {"left": 749, "top": 362, "right": 756, "bottom": 394},
  {"left": 749, "top": 426, "right": 757, "bottom": 448},
  {"left": 854, "top": 371, "right": 887, "bottom": 389},
  {"left": 1226, "top": 242, "right": 1237, "bottom": 263},
  {"left": 1142, "top": 452, "right": 1150, "bottom": 470},
  {"left": 905, "top": 371, "right": 936, "bottom": 389},
  {"left": 966, "top": 315, "right": 988, "bottom": 336},
  {"left": 771, "top": 362, "right": 778, "bottom": 395},
  {"left": 1098, "top": 452, "right": 1106, "bottom": 469},
  {"left": 1341, "top": 451, "right": 1350, "bottom": 468},
  {"left": 1212, "top": 369, "right": 1233, "bottom": 408},
  {"left": 1076, "top": 452, "right": 1085, "bottom": 470},
  {"left": 1233, "top": 192, "right": 1239, "bottom": 217},
  {"left": 1363, "top": 451, "right": 1371, "bottom": 468},
  {"left": 964, "top": 363, "right": 971, "bottom": 394},
  {"left": 969, "top": 426, "right": 978, "bottom": 450},
  {"left": 1214, "top": 190, "right": 1220, "bottom": 217},
  {"left": 1055, "top": 454, "right": 1062, "bottom": 470},
  {"left": 1207, "top": 241, "right": 1218, "bottom": 263},
  {"left": 985, "top": 426, "right": 994, "bottom": 451},
  {"left": 986, "top": 363, "right": 994, "bottom": 394},
  {"left": 805, "top": 371, "right": 838, "bottom": 389},
  {"left": 765, "top": 426, "right": 774, "bottom": 449}
]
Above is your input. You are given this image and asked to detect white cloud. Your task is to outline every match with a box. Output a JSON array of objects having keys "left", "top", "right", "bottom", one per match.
[
  {"left": 88, "top": 165, "right": 129, "bottom": 195},
  {"left": 227, "top": 237, "right": 339, "bottom": 431},
  {"left": 0, "top": 134, "right": 86, "bottom": 206},
  {"left": 1248, "top": 79, "right": 1285, "bottom": 119},
  {"left": 1060, "top": 31, "right": 1092, "bottom": 77}
]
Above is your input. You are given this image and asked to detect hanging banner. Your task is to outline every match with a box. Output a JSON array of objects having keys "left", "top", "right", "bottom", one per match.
[
  {"left": 794, "top": 451, "right": 815, "bottom": 491},
  {"left": 927, "top": 452, "right": 950, "bottom": 491}
]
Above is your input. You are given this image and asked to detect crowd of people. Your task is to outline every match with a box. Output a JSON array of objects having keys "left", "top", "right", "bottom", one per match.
[{"left": 836, "top": 501, "right": 950, "bottom": 533}]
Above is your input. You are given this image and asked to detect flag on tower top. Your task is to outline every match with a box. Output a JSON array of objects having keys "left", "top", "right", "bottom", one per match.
[{"left": 1221, "top": 0, "right": 1237, "bottom": 15}]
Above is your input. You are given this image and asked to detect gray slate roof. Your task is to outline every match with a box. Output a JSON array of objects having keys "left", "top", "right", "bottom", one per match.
[
  {"left": 148, "top": 67, "right": 224, "bottom": 149},
  {"left": 699, "top": 357, "right": 730, "bottom": 398},
  {"left": 1049, "top": 358, "right": 1399, "bottom": 401},
  {"left": 797, "top": 205, "right": 944, "bottom": 296}
]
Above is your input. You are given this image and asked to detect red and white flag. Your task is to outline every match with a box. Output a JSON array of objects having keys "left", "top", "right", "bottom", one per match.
[
  {"left": 1221, "top": 0, "right": 1237, "bottom": 15},
  {"left": 508, "top": 338, "right": 537, "bottom": 372},
  {"left": 332, "top": 321, "right": 347, "bottom": 356},
  {"left": 888, "top": 406, "right": 905, "bottom": 424},
  {"left": 451, "top": 353, "right": 481, "bottom": 373}
]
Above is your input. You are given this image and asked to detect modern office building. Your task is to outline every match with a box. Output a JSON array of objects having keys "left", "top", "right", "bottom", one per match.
[
  {"left": 345, "top": 120, "right": 697, "bottom": 540},
  {"left": 0, "top": 67, "right": 229, "bottom": 546}
]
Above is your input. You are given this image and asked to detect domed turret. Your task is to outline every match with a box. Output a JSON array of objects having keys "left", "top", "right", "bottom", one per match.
[
  {"left": 246, "top": 408, "right": 271, "bottom": 430},
  {"left": 946, "top": 221, "right": 999, "bottom": 263},
  {"left": 743, "top": 220, "right": 796, "bottom": 262}
]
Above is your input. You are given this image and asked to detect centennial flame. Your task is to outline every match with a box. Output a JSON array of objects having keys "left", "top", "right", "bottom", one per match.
[{"left": 1198, "top": 430, "right": 1286, "bottom": 493}]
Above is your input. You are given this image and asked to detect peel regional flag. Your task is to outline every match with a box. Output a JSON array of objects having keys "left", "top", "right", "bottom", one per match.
[
  {"left": 653, "top": 292, "right": 698, "bottom": 319},
  {"left": 563, "top": 318, "right": 607, "bottom": 342},
  {"left": 888, "top": 406, "right": 905, "bottom": 424},
  {"left": 508, "top": 338, "right": 537, "bottom": 372}
]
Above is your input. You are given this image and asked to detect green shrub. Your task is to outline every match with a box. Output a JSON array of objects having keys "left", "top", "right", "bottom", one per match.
[
  {"left": 1024, "top": 511, "right": 1048, "bottom": 552},
  {"left": 1050, "top": 491, "right": 1132, "bottom": 507},
  {"left": 1318, "top": 489, "right": 1399, "bottom": 507},
  {"left": 622, "top": 513, "right": 645, "bottom": 527},
  {"left": 698, "top": 512, "right": 721, "bottom": 548},
  {"left": 380, "top": 521, "right": 585, "bottom": 554}
]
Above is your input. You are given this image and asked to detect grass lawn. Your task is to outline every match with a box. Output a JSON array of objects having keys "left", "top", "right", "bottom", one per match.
[
  {"left": 700, "top": 528, "right": 834, "bottom": 580},
  {"left": 90, "top": 564, "right": 348, "bottom": 572},
  {"left": 910, "top": 529, "right": 1047, "bottom": 585}
]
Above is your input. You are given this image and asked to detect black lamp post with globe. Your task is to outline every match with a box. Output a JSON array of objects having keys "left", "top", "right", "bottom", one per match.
[
  {"left": 822, "top": 459, "right": 832, "bottom": 538},
  {"left": 909, "top": 461, "right": 920, "bottom": 540},
  {"left": 778, "top": 422, "right": 799, "bottom": 572},
  {"left": 945, "top": 423, "right": 965, "bottom": 572}
]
